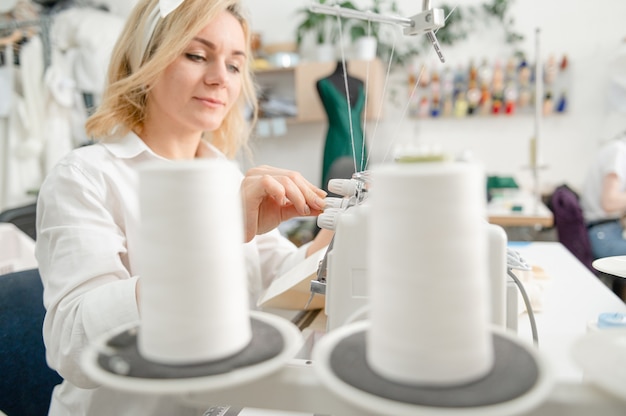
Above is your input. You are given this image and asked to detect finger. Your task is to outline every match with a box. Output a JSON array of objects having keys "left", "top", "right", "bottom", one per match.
[
  {"left": 248, "top": 165, "right": 327, "bottom": 201},
  {"left": 274, "top": 175, "right": 312, "bottom": 216},
  {"left": 245, "top": 166, "right": 327, "bottom": 215},
  {"left": 252, "top": 171, "right": 314, "bottom": 216},
  {"left": 275, "top": 171, "right": 327, "bottom": 211},
  {"left": 258, "top": 174, "right": 288, "bottom": 205},
  {"left": 254, "top": 174, "right": 324, "bottom": 220},
  {"left": 241, "top": 174, "right": 284, "bottom": 241},
  {"left": 242, "top": 181, "right": 263, "bottom": 242}
]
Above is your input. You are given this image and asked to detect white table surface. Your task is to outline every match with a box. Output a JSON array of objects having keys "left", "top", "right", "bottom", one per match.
[
  {"left": 510, "top": 241, "right": 626, "bottom": 382},
  {"left": 487, "top": 190, "right": 554, "bottom": 228},
  {"left": 188, "top": 241, "right": 626, "bottom": 415}
]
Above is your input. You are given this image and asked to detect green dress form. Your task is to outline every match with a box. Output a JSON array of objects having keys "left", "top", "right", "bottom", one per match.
[{"left": 317, "top": 77, "right": 367, "bottom": 191}]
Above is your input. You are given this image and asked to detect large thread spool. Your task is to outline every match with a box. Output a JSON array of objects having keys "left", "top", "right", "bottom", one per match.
[
  {"left": 366, "top": 160, "right": 493, "bottom": 386},
  {"left": 137, "top": 159, "right": 251, "bottom": 364}
]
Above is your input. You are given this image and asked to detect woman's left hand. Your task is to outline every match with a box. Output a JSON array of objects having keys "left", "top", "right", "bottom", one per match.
[{"left": 241, "top": 165, "right": 327, "bottom": 242}]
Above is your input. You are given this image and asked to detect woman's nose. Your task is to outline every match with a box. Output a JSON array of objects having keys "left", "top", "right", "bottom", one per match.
[{"left": 204, "top": 61, "right": 228, "bottom": 87}]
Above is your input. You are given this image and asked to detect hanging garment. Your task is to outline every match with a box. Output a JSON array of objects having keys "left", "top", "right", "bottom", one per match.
[
  {"left": 42, "top": 51, "right": 75, "bottom": 173},
  {"left": 0, "top": 43, "right": 14, "bottom": 117},
  {"left": 0, "top": 34, "right": 46, "bottom": 210},
  {"left": 0, "top": 43, "right": 15, "bottom": 210},
  {"left": 1, "top": 34, "right": 44, "bottom": 210},
  {"left": 49, "top": 7, "right": 124, "bottom": 146},
  {"left": 317, "top": 76, "right": 367, "bottom": 191},
  {"left": 51, "top": 7, "right": 124, "bottom": 109}
]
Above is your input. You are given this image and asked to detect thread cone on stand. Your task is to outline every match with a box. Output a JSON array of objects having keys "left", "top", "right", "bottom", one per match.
[
  {"left": 366, "top": 160, "right": 493, "bottom": 386},
  {"left": 137, "top": 159, "right": 251, "bottom": 365}
]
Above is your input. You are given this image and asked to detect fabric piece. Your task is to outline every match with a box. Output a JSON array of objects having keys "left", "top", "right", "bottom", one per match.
[
  {"left": 0, "top": 45, "right": 13, "bottom": 117},
  {"left": 4, "top": 35, "right": 44, "bottom": 209},
  {"left": 51, "top": 7, "right": 124, "bottom": 95},
  {"left": 549, "top": 184, "right": 595, "bottom": 271}
]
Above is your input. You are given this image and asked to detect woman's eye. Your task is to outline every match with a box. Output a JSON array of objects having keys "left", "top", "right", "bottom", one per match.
[
  {"left": 227, "top": 63, "right": 240, "bottom": 74},
  {"left": 185, "top": 53, "right": 205, "bottom": 62}
]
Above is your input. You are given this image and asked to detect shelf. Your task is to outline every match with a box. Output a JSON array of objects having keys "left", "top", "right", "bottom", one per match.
[
  {"left": 253, "top": 66, "right": 296, "bottom": 74},
  {"left": 254, "top": 59, "right": 385, "bottom": 124}
]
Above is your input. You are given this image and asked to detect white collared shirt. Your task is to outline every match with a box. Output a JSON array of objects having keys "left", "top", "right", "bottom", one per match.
[
  {"left": 35, "top": 132, "right": 306, "bottom": 415},
  {"left": 581, "top": 137, "right": 626, "bottom": 222}
]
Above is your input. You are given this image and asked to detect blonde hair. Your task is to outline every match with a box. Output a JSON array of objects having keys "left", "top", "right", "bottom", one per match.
[{"left": 85, "top": 0, "right": 257, "bottom": 159}]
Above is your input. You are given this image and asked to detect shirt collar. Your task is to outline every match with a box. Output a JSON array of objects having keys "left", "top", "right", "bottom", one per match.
[
  {"left": 100, "top": 132, "right": 227, "bottom": 161},
  {"left": 196, "top": 140, "right": 227, "bottom": 160},
  {"left": 101, "top": 131, "right": 155, "bottom": 160}
]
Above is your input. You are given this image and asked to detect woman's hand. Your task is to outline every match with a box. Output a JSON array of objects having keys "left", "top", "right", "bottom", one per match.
[{"left": 241, "top": 165, "right": 327, "bottom": 242}]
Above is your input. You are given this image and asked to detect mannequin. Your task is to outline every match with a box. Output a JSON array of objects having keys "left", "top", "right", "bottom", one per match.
[{"left": 316, "top": 61, "right": 367, "bottom": 193}]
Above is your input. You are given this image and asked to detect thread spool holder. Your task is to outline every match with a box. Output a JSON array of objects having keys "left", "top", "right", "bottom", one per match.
[{"left": 82, "top": 316, "right": 626, "bottom": 416}]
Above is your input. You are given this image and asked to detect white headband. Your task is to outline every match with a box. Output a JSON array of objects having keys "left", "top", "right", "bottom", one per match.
[
  {"left": 132, "top": 0, "right": 186, "bottom": 72},
  {"left": 159, "top": 0, "right": 184, "bottom": 16}
]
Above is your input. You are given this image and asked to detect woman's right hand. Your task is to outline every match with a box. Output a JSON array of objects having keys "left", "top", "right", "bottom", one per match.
[{"left": 241, "top": 165, "right": 326, "bottom": 242}]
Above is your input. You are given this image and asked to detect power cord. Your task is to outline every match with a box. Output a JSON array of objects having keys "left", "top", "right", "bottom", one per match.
[{"left": 507, "top": 268, "right": 539, "bottom": 346}]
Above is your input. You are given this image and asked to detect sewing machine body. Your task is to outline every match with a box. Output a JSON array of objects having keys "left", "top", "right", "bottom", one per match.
[{"left": 323, "top": 199, "right": 516, "bottom": 332}]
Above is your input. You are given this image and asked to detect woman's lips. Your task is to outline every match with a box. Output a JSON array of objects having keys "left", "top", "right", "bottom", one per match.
[{"left": 196, "top": 97, "right": 225, "bottom": 107}]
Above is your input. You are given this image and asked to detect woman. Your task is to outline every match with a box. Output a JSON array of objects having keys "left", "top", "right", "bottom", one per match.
[
  {"left": 581, "top": 133, "right": 626, "bottom": 259},
  {"left": 35, "top": 0, "right": 331, "bottom": 414}
]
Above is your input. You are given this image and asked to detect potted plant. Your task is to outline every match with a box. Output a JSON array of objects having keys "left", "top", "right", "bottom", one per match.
[
  {"left": 295, "top": 0, "right": 360, "bottom": 61},
  {"left": 348, "top": 18, "right": 378, "bottom": 60},
  {"left": 346, "top": 0, "right": 391, "bottom": 60},
  {"left": 347, "top": 0, "right": 430, "bottom": 67}
]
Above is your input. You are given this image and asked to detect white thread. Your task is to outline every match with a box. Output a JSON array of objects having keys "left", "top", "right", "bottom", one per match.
[
  {"left": 365, "top": 34, "right": 395, "bottom": 171},
  {"left": 360, "top": 19, "right": 372, "bottom": 173},
  {"left": 137, "top": 159, "right": 251, "bottom": 364},
  {"left": 378, "top": 6, "right": 459, "bottom": 164},
  {"left": 366, "top": 160, "right": 494, "bottom": 386},
  {"left": 334, "top": 14, "right": 358, "bottom": 175}
]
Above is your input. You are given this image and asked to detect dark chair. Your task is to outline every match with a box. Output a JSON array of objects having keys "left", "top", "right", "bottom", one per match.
[
  {"left": 0, "top": 269, "right": 62, "bottom": 416},
  {"left": 0, "top": 202, "right": 37, "bottom": 241},
  {"left": 548, "top": 184, "right": 595, "bottom": 272}
]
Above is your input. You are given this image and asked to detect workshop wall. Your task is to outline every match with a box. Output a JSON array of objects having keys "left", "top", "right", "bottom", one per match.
[{"left": 242, "top": 0, "right": 626, "bottom": 193}]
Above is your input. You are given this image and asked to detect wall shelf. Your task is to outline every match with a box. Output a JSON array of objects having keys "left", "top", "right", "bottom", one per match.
[{"left": 254, "top": 59, "right": 385, "bottom": 124}]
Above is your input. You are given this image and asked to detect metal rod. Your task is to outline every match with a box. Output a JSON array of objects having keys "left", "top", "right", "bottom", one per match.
[
  {"left": 309, "top": 3, "right": 414, "bottom": 28},
  {"left": 0, "top": 18, "right": 46, "bottom": 31},
  {"left": 427, "top": 31, "right": 445, "bottom": 63},
  {"left": 533, "top": 28, "right": 542, "bottom": 201}
]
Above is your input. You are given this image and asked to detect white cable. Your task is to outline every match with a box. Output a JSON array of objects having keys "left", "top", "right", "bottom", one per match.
[{"left": 508, "top": 269, "right": 539, "bottom": 346}]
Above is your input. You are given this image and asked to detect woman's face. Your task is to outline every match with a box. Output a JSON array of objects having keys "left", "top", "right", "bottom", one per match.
[{"left": 147, "top": 10, "right": 246, "bottom": 134}]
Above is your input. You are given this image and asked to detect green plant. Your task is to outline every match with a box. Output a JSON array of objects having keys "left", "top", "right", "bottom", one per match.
[
  {"left": 345, "top": 0, "right": 421, "bottom": 67},
  {"left": 434, "top": 0, "right": 524, "bottom": 50},
  {"left": 295, "top": 0, "right": 359, "bottom": 46},
  {"left": 347, "top": 0, "right": 398, "bottom": 41},
  {"left": 296, "top": 0, "right": 524, "bottom": 68},
  {"left": 482, "top": 0, "right": 524, "bottom": 45}
]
